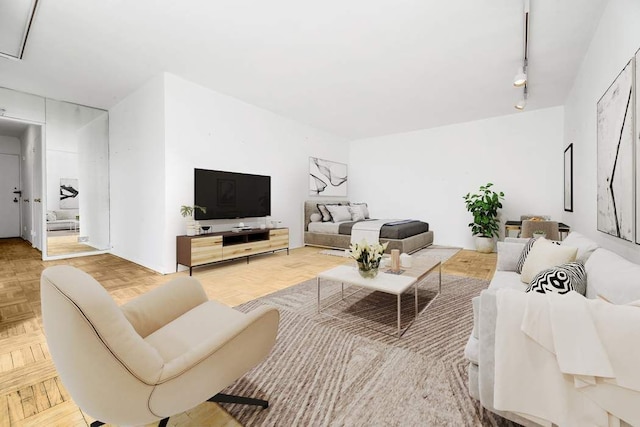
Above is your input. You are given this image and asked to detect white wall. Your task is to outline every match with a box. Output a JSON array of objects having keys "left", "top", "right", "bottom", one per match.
[
  {"left": 0, "top": 135, "right": 21, "bottom": 154},
  {"left": 109, "top": 74, "right": 167, "bottom": 272},
  {"left": 19, "top": 125, "right": 42, "bottom": 244},
  {"left": 349, "top": 106, "right": 565, "bottom": 249},
  {"left": 78, "top": 113, "right": 110, "bottom": 249},
  {"left": 563, "top": 0, "right": 640, "bottom": 262},
  {"left": 162, "top": 74, "right": 347, "bottom": 273}
]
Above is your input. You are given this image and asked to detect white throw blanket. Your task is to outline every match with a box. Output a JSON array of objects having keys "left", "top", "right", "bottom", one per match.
[
  {"left": 350, "top": 219, "right": 401, "bottom": 245},
  {"left": 493, "top": 290, "right": 640, "bottom": 427}
]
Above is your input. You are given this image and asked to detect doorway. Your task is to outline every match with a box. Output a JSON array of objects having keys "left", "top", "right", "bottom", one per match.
[
  {"left": 0, "top": 153, "right": 20, "bottom": 238},
  {"left": 0, "top": 117, "right": 44, "bottom": 250}
]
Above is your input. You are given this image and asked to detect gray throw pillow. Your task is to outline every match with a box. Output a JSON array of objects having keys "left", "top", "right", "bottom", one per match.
[
  {"left": 326, "top": 205, "right": 352, "bottom": 222},
  {"left": 526, "top": 262, "right": 587, "bottom": 296},
  {"left": 349, "top": 202, "right": 369, "bottom": 219}
]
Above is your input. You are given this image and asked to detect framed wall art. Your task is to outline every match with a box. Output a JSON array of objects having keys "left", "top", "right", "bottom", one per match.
[
  {"left": 309, "top": 157, "right": 348, "bottom": 197},
  {"left": 564, "top": 144, "right": 573, "bottom": 212},
  {"left": 596, "top": 59, "right": 634, "bottom": 241}
]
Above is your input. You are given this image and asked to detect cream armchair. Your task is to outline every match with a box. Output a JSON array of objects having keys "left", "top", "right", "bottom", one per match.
[{"left": 41, "top": 265, "right": 279, "bottom": 426}]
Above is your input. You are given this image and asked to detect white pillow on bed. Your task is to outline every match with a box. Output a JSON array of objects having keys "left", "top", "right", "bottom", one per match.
[
  {"left": 326, "top": 205, "right": 352, "bottom": 222},
  {"left": 350, "top": 202, "right": 369, "bottom": 219},
  {"left": 310, "top": 213, "right": 322, "bottom": 222},
  {"left": 349, "top": 205, "right": 367, "bottom": 221}
]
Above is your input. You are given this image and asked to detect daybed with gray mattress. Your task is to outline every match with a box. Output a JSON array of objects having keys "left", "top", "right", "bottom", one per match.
[{"left": 303, "top": 200, "right": 434, "bottom": 254}]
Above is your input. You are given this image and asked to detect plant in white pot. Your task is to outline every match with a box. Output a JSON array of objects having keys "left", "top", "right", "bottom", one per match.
[
  {"left": 463, "top": 183, "right": 505, "bottom": 253},
  {"left": 180, "top": 205, "right": 206, "bottom": 236}
]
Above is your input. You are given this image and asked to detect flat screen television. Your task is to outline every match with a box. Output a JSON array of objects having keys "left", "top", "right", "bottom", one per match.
[{"left": 194, "top": 169, "right": 271, "bottom": 220}]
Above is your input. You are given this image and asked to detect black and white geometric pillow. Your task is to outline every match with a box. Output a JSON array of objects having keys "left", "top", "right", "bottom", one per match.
[{"left": 526, "top": 262, "right": 587, "bottom": 296}]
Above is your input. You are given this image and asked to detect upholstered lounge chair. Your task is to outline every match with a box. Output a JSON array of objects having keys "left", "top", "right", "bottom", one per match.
[{"left": 41, "top": 265, "right": 279, "bottom": 426}]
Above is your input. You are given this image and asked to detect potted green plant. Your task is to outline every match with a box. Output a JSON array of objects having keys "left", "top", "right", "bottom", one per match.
[
  {"left": 463, "top": 183, "right": 505, "bottom": 253},
  {"left": 180, "top": 205, "right": 206, "bottom": 236}
]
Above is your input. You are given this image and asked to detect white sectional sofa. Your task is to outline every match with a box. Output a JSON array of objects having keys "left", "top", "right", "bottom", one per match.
[{"left": 465, "top": 232, "right": 640, "bottom": 426}]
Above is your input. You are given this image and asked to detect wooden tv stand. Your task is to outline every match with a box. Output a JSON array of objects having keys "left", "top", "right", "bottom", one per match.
[{"left": 176, "top": 228, "right": 289, "bottom": 275}]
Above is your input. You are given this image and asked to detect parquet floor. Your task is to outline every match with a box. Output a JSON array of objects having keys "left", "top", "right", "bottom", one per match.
[
  {"left": 46, "top": 235, "right": 100, "bottom": 257},
  {"left": 0, "top": 239, "right": 495, "bottom": 426}
]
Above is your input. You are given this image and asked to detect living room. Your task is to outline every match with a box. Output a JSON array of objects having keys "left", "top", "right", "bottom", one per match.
[{"left": 1, "top": 0, "right": 640, "bottom": 425}]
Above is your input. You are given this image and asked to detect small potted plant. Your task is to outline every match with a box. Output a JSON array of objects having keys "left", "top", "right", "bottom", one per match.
[
  {"left": 180, "top": 205, "right": 206, "bottom": 236},
  {"left": 532, "top": 230, "right": 546, "bottom": 239},
  {"left": 463, "top": 183, "right": 505, "bottom": 253},
  {"left": 349, "top": 240, "right": 388, "bottom": 278}
]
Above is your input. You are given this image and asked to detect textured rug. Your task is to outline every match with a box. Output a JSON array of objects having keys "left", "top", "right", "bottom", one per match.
[{"left": 222, "top": 272, "right": 513, "bottom": 426}]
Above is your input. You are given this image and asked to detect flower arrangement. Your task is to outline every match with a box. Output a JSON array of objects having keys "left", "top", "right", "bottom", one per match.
[{"left": 349, "top": 240, "right": 388, "bottom": 278}]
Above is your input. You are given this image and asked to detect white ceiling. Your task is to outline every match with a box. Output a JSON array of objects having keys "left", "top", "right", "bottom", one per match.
[{"left": 0, "top": 0, "right": 609, "bottom": 138}]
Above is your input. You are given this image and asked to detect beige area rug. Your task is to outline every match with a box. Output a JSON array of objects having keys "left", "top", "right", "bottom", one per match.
[
  {"left": 320, "top": 245, "right": 462, "bottom": 264},
  {"left": 222, "top": 273, "right": 516, "bottom": 426}
]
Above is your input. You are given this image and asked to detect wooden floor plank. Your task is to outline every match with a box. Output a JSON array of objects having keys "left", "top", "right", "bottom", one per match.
[
  {"left": 0, "top": 394, "right": 10, "bottom": 427},
  {"left": 18, "top": 386, "right": 37, "bottom": 419},
  {"left": 43, "top": 378, "right": 64, "bottom": 407},
  {"left": 6, "top": 391, "right": 24, "bottom": 423},
  {"left": 20, "top": 400, "right": 86, "bottom": 427},
  {"left": 33, "top": 381, "right": 51, "bottom": 413}
]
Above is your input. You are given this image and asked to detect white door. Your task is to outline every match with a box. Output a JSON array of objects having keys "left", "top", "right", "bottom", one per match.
[{"left": 0, "top": 153, "right": 21, "bottom": 238}]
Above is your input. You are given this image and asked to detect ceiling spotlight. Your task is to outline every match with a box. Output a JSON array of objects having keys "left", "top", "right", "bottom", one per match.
[
  {"left": 513, "top": 65, "right": 527, "bottom": 87},
  {"left": 515, "top": 85, "right": 528, "bottom": 110}
]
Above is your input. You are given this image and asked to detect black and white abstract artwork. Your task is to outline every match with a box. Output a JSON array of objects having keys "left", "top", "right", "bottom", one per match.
[
  {"left": 597, "top": 59, "right": 634, "bottom": 241},
  {"left": 309, "top": 157, "right": 347, "bottom": 196},
  {"left": 564, "top": 144, "right": 573, "bottom": 212},
  {"left": 637, "top": 49, "right": 640, "bottom": 244},
  {"left": 60, "top": 178, "right": 79, "bottom": 209}
]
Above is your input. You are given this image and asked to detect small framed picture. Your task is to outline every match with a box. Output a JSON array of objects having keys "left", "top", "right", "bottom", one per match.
[{"left": 564, "top": 144, "right": 573, "bottom": 212}]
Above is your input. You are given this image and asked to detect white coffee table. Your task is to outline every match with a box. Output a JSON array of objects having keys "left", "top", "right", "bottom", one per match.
[{"left": 316, "top": 257, "right": 441, "bottom": 338}]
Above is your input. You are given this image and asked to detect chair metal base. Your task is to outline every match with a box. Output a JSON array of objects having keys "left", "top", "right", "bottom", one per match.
[
  {"left": 208, "top": 392, "right": 269, "bottom": 409},
  {"left": 91, "top": 419, "right": 168, "bottom": 427},
  {"left": 89, "top": 393, "right": 268, "bottom": 426}
]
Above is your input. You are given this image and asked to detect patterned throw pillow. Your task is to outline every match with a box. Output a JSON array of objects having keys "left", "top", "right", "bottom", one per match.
[
  {"left": 317, "top": 204, "right": 333, "bottom": 222},
  {"left": 526, "top": 262, "right": 587, "bottom": 296},
  {"left": 515, "top": 238, "right": 537, "bottom": 273}
]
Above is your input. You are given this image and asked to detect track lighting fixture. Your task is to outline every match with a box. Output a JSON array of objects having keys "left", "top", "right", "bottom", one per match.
[
  {"left": 513, "top": 65, "right": 527, "bottom": 87},
  {"left": 515, "top": 85, "right": 528, "bottom": 110},
  {"left": 512, "top": 0, "right": 530, "bottom": 105}
]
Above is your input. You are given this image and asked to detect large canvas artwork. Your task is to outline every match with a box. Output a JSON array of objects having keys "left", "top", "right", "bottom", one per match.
[
  {"left": 60, "top": 178, "right": 79, "bottom": 209},
  {"left": 597, "top": 59, "right": 634, "bottom": 241},
  {"left": 309, "top": 157, "right": 348, "bottom": 197},
  {"left": 636, "top": 49, "right": 640, "bottom": 244}
]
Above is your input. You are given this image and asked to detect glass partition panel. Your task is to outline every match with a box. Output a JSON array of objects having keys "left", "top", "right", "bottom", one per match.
[{"left": 45, "top": 99, "right": 109, "bottom": 257}]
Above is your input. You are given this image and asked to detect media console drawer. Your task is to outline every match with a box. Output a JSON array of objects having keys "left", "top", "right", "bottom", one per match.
[
  {"left": 191, "top": 236, "right": 222, "bottom": 265},
  {"left": 222, "top": 240, "right": 272, "bottom": 260},
  {"left": 177, "top": 228, "right": 289, "bottom": 275}
]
